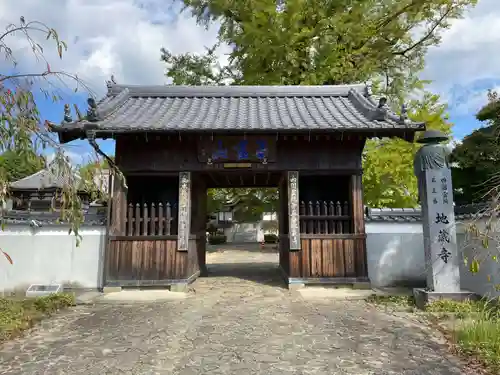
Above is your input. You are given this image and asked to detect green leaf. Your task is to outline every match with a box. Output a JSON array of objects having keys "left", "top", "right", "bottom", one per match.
[{"left": 470, "top": 259, "right": 480, "bottom": 274}]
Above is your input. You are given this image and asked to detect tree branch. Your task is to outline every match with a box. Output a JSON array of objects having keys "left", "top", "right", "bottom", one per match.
[{"left": 393, "top": 6, "right": 453, "bottom": 56}]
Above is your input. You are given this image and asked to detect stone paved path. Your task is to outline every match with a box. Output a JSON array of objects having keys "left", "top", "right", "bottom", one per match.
[{"left": 0, "top": 248, "right": 474, "bottom": 374}]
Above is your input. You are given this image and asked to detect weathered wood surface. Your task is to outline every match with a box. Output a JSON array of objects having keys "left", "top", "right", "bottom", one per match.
[
  {"left": 177, "top": 172, "right": 191, "bottom": 251},
  {"left": 350, "top": 174, "right": 368, "bottom": 277},
  {"left": 116, "top": 134, "right": 365, "bottom": 172},
  {"left": 279, "top": 236, "right": 290, "bottom": 275},
  {"left": 288, "top": 236, "right": 366, "bottom": 279},
  {"left": 198, "top": 135, "right": 276, "bottom": 163},
  {"left": 299, "top": 200, "right": 351, "bottom": 234},
  {"left": 288, "top": 171, "right": 300, "bottom": 249},
  {"left": 110, "top": 174, "right": 127, "bottom": 235},
  {"left": 105, "top": 236, "right": 204, "bottom": 285},
  {"left": 105, "top": 238, "right": 187, "bottom": 284},
  {"left": 125, "top": 202, "right": 176, "bottom": 236}
]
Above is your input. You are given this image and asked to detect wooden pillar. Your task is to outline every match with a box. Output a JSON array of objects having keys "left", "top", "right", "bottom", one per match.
[
  {"left": 110, "top": 173, "right": 127, "bottom": 235},
  {"left": 278, "top": 174, "right": 289, "bottom": 274},
  {"left": 189, "top": 173, "right": 207, "bottom": 275},
  {"left": 177, "top": 171, "right": 191, "bottom": 251},
  {"left": 350, "top": 173, "right": 368, "bottom": 278}
]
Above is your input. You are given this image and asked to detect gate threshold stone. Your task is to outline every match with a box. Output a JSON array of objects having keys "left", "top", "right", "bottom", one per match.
[
  {"left": 299, "top": 287, "right": 375, "bottom": 300},
  {"left": 96, "top": 290, "right": 188, "bottom": 304},
  {"left": 298, "top": 287, "right": 412, "bottom": 300}
]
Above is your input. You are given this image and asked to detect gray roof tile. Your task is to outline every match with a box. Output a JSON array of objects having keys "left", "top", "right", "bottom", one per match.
[
  {"left": 10, "top": 165, "right": 83, "bottom": 191},
  {"left": 365, "top": 205, "right": 493, "bottom": 223},
  {"left": 1, "top": 210, "right": 106, "bottom": 226},
  {"left": 52, "top": 84, "right": 425, "bottom": 135},
  {"left": 10, "top": 169, "right": 69, "bottom": 190}
]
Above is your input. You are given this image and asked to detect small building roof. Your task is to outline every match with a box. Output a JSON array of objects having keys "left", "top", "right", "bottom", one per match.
[
  {"left": 9, "top": 169, "right": 76, "bottom": 191},
  {"left": 10, "top": 167, "right": 111, "bottom": 195},
  {"left": 50, "top": 83, "right": 425, "bottom": 143}
]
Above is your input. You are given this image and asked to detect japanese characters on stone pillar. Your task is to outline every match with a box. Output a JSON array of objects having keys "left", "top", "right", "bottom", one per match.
[
  {"left": 177, "top": 172, "right": 191, "bottom": 251},
  {"left": 414, "top": 130, "right": 460, "bottom": 293}
]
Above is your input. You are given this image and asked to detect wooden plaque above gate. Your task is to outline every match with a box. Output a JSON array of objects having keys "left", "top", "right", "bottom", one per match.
[{"left": 198, "top": 136, "right": 276, "bottom": 163}]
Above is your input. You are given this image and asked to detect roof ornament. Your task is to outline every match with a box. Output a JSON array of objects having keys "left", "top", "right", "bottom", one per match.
[
  {"left": 368, "top": 97, "right": 389, "bottom": 121},
  {"left": 63, "top": 104, "right": 72, "bottom": 123},
  {"left": 87, "top": 97, "right": 98, "bottom": 122},
  {"left": 105, "top": 75, "right": 117, "bottom": 95},
  {"left": 399, "top": 103, "right": 410, "bottom": 124},
  {"left": 377, "top": 97, "right": 387, "bottom": 109},
  {"left": 364, "top": 82, "right": 373, "bottom": 96},
  {"left": 74, "top": 103, "right": 83, "bottom": 121}
]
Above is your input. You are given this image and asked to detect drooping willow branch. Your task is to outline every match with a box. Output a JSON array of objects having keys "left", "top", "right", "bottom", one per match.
[{"left": 85, "top": 129, "right": 128, "bottom": 190}]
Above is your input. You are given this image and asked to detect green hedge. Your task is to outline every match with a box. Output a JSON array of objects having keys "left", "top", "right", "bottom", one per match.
[
  {"left": 0, "top": 293, "right": 75, "bottom": 342},
  {"left": 264, "top": 234, "right": 278, "bottom": 243},
  {"left": 208, "top": 234, "right": 227, "bottom": 245}
]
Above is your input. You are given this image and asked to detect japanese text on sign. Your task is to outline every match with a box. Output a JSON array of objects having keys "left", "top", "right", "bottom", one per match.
[
  {"left": 431, "top": 176, "right": 438, "bottom": 204},
  {"left": 200, "top": 137, "right": 274, "bottom": 163},
  {"left": 435, "top": 213, "right": 451, "bottom": 263},
  {"left": 441, "top": 177, "right": 449, "bottom": 204}
]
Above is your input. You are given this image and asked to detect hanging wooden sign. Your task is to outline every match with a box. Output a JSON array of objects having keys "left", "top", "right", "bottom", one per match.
[{"left": 198, "top": 136, "right": 276, "bottom": 163}]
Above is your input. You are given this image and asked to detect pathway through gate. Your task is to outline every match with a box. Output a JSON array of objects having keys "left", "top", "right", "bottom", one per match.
[{"left": 0, "top": 245, "right": 475, "bottom": 374}]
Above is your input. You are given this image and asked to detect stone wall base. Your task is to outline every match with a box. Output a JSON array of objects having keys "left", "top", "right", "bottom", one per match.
[{"left": 413, "top": 288, "right": 479, "bottom": 310}]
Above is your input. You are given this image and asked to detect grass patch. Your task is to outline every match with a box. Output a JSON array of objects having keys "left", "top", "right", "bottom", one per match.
[
  {"left": 0, "top": 293, "right": 75, "bottom": 342},
  {"left": 365, "top": 294, "right": 416, "bottom": 309},
  {"left": 443, "top": 299, "right": 500, "bottom": 373},
  {"left": 455, "top": 318, "right": 500, "bottom": 372}
]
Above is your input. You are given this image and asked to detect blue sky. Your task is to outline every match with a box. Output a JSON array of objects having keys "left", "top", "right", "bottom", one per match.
[{"left": 2, "top": 0, "right": 499, "bottom": 164}]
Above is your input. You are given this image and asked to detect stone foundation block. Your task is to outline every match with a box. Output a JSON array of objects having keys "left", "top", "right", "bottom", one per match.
[
  {"left": 103, "top": 286, "right": 122, "bottom": 294},
  {"left": 413, "top": 288, "right": 479, "bottom": 310},
  {"left": 170, "top": 283, "right": 189, "bottom": 293},
  {"left": 352, "top": 282, "right": 372, "bottom": 290},
  {"left": 288, "top": 283, "right": 305, "bottom": 292}
]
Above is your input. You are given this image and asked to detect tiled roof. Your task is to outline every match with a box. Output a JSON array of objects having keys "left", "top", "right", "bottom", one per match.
[
  {"left": 365, "top": 208, "right": 422, "bottom": 222},
  {"left": 1, "top": 209, "right": 106, "bottom": 226},
  {"left": 10, "top": 169, "right": 77, "bottom": 191},
  {"left": 50, "top": 84, "right": 425, "bottom": 141},
  {"left": 365, "top": 205, "right": 494, "bottom": 223}
]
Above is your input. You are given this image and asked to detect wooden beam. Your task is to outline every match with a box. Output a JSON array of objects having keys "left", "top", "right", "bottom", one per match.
[
  {"left": 278, "top": 171, "right": 285, "bottom": 186},
  {"left": 207, "top": 172, "right": 219, "bottom": 186}
]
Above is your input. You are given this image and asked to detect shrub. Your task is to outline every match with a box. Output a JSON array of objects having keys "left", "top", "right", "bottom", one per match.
[
  {"left": 33, "top": 293, "right": 75, "bottom": 313},
  {"left": 0, "top": 293, "right": 75, "bottom": 341},
  {"left": 208, "top": 234, "right": 227, "bottom": 245},
  {"left": 264, "top": 234, "right": 278, "bottom": 243}
]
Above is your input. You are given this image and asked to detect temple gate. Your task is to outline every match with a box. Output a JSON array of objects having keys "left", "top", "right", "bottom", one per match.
[{"left": 50, "top": 83, "right": 425, "bottom": 290}]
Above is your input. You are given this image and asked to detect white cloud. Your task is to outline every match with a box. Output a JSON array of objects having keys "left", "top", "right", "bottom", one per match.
[
  {"left": 422, "top": 0, "right": 500, "bottom": 114},
  {"left": 0, "top": 0, "right": 496, "bottom": 123},
  {"left": 0, "top": 0, "right": 226, "bottom": 97},
  {"left": 44, "top": 146, "right": 94, "bottom": 167}
]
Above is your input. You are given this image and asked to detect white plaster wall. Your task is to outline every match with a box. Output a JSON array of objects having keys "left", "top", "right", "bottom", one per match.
[
  {"left": 0, "top": 224, "right": 106, "bottom": 294},
  {"left": 223, "top": 223, "right": 258, "bottom": 243},
  {"left": 366, "top": 222, "right": 426, "bottom": 288},
  {"left": 228, "top": 220, "right": 278, "bottom": 243},
  {"left": 366, "top": 219, "right": 500, "bottom": 297},
  {"left": 0, "top": 217, "right": 498, "bottom": 298}
]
